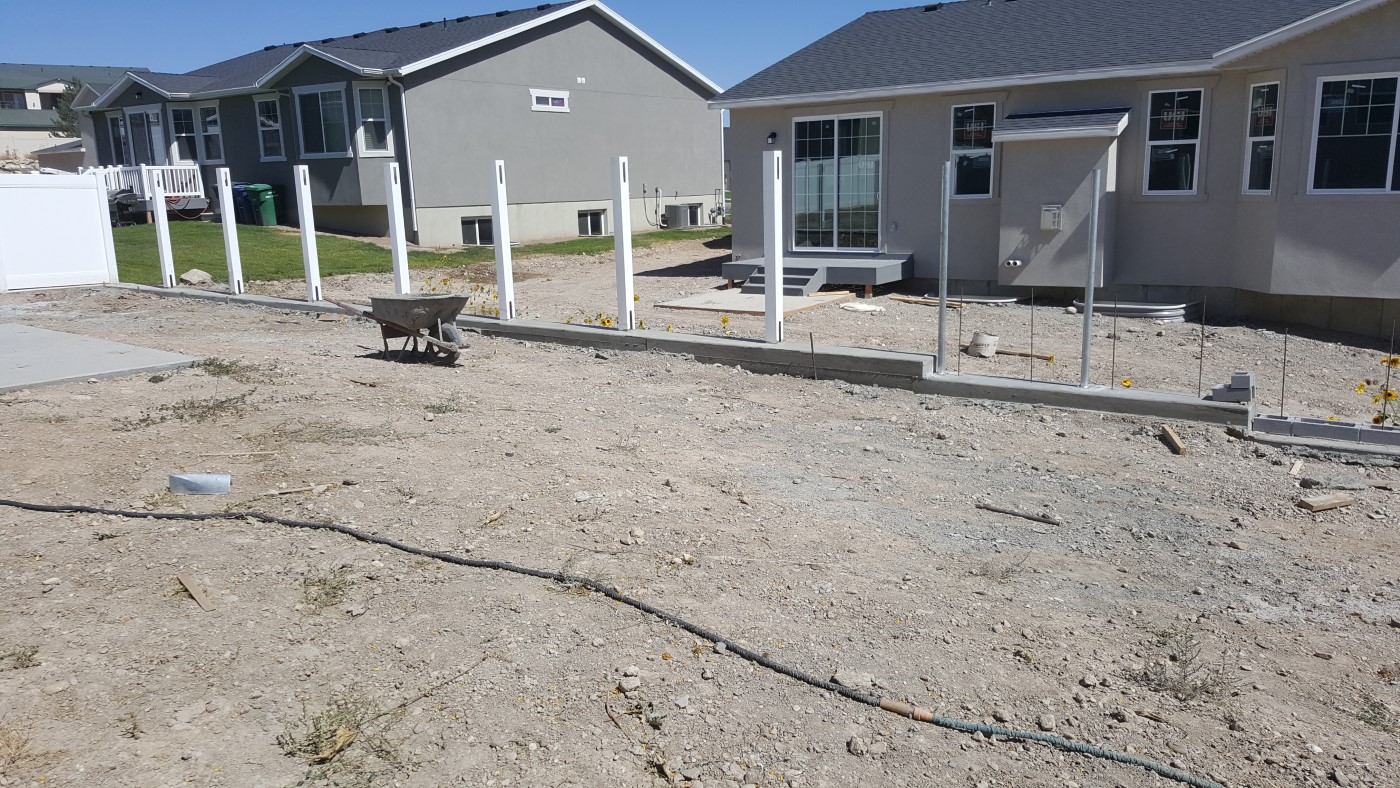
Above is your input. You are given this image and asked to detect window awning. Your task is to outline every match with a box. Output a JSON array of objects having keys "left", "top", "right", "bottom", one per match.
[{"left": 992, "top": 108, "right": 1131, "bottom": 143}]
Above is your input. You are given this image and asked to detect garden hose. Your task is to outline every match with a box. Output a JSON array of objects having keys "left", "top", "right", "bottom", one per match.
[{"left": 0, "top": 498, "right": 1223, "bottom": 788}]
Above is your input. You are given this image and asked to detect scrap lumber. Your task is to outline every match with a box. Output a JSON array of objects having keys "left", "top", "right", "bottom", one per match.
[
  {"left": 1289, "top": 460, "right": 1304, "bottom": 477},
  {"left": 889, "top": 295, "right": 964, "bottom": 308},
  {"left": 176, "top": 574, "right": 216, "bottom": 612},
  {"left": 1297, "top": 493, "right": 1357, "bottom": 513},
  {"left": 1368, "top": 480, "right": 1398, "bottom": 491},
  {"left": 958, "top": 344, "right": 1055, "bottom": 362},
  {"left": 975, "top": 503, "right": 1063, "bottom": 526},
  {"left": 1160, "top": 425, "right": 1188, "bottom": 455}
]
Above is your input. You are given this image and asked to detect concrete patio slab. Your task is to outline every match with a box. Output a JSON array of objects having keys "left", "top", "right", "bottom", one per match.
[
  {"left": 0, "top": 323, "right": 198, "bottom": 393},
  {"left": 656, "top": 289, "right": 853, "bottom": 316}
]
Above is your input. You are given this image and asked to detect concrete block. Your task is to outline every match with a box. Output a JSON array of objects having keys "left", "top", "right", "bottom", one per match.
[
  {"left": 1211, "top": 383, "right": 1252, "bottom": 403},
  {"left": 1230, "top": 371, "right": 1254, "bottom": 390},
  {"left": 1360, "top": 424, "right": 1400, "bottom": 447},
  {"left": 1291, "top": 417, "right": 1361, "bottom": 442},
  {"left": 1252, "top": 414, "right": 1295, "bottom": 436}
]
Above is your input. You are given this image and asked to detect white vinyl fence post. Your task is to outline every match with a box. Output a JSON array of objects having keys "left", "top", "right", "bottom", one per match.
[
  {"left": 385, "top": 162, "right": 410, "bottom": 295},
  {"left": 93, "top": 169, "right": 119, "bottom": 284},
  {"left": 762, "top": 149, "right": 785, "bottom": 344},
  {"left": 613, "top": 156, "right": 635, "bottom": 330},
  {"left": 150, "top": 170, "right": 176, "bottom": 288},
  {"left": 215, "top": 168, "right": 244, "bottom": 294},
  {"left": 293, "top": 164, "right": 322, "bottom": 302},
  {"left": 490, "top": 160, "right": 516, "bottom": 321}
]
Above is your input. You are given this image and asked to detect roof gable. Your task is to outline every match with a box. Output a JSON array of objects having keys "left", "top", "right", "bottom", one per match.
[{"left": 716, "top": 0, "right": 1370, "bottom": 107}]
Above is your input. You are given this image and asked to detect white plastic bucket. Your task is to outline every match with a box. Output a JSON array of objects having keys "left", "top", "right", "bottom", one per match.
[{"left": 967, "top": 332, "right": 999, "bottom": 358}]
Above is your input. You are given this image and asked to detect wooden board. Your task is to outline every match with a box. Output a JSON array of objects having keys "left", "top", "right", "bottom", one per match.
[
  {"left": 1297, "top": 493, "right": 1356, "bottom": 513},
  {"left": 1160, "top": 425, "right": 1187, "bottom": 455},
  {"left": 888, "top": 295, "right": 965, "bottom": 309},
  {"left": 176, "top": 574, "right": 216, "bottom": 612}
]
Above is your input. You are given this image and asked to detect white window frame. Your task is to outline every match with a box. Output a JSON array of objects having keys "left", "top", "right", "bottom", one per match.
[
  {"left": 1143, "top": 88, "right": 1205, "bottom": 196},
  {"left": 950, "top": 102, "right": 997, "bottom": 199},
  {"left": 352, "top": 81, "right": 394, "bottom": 157},
  {"left": 461, "top": 216, "right": 493, "bottom": 246},
  {"left": 578, "top": 209, "right": 607, "bottom": 237},
  {"left": 529, "top": 89, "right": 570, "bottom": 113},
  {"left": 1306, "top": 71, "right": 1400, "bottom": 195},
  {"left": 197, "top": 102, "right": 224, "bottom": 165},
  {"left": 293, "top": 83, "right": 352, "bottom": 160},
  {"left": 789, "top": 111, "right": 886, "bottom": 253},
  {"left": 1242, "top": 81, "right": 1280, "bottom": 195},
  {"left": 167, "top": 104, "right": 200, "bottom": 165},
  {"left": 253, "top": 93, "right": 286, "bottom": 162}
]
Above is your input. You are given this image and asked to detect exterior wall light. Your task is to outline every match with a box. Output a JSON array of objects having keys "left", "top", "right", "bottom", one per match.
[{"left": 766, "top": 132, "right": 777, "bottom": 145}]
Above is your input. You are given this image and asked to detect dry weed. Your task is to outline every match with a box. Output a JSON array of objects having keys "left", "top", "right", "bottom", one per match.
[
  {"left": 256, "top": 420, "right": 392, "bottom": 447},
  {"left": 115, "top": 391, "right": 254, "bottom": 430},
  {"left": 278, "top": 689, "right": 406, "bottom": 787},
  {"left": 1354, "top": 694, "right": 1397, "bottom": 733},
  {"left": 196, "top": 357, "right": 279, "bottom": 384},
  {"left": 0, "top": 722, "right": 57, "bottom": 776},
  {"left": 973, "top": 552, "right": 1030, "bottom": 583},
  {"left": 302, "top": 567, "right": 356, "bottom": 610},
  {"left": 1135, "top": 625, "right": 1234, "bottom": 702},
  {"left": 0, "top": 646, "right": 39, "bottom": 671}
]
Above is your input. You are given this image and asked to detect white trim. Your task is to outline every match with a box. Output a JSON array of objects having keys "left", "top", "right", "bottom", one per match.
[
  {"left": 1142, "top": 88, "right": 1205, "bottom": 196},
  {"left": 992, "top": 113, "right": 1130, "bottom": 143},
  {"left": 352, "top": 81, "right": 395, "bottom": 157},
  {"left": 1242, "top": 81, "right": 1281, "bottom": 195},
  {"left": 578, "top": 208, "right": 608, "bottom": 236},
  {"left": 951, "top": 102, "right": 997, "bottom": 199},
  {"left": 167, "top": 104, "right": 199, "bottom": 165},
  {"left": 1213, "top": 0, "right": 1394, "bottom": 65},
  {"left": 1306, "top": 71, "right": 1400, "bottom": 194},
  {"left": 789, "top": 111, "right": 886, "bottom": 253},
  {"left": 396, "top": 0, "right": 721, "bottom": 95},
  {"left": 711, "top": 61, "right": 1212, "bottom": 110},
  {"left": 253, "top": 93, "right": 287, "bottom": 162},
  {"left": 123, "top": 104, "right": 167, "bottom": 166},
  {"left": 197, "top": 102, "right": 225, "bottom": 165},
  {"left": 90, "top": 73, "right": 173, "bottom": 109},
  {"left": 292, "top": 83, "right": 353, "bottom": 160},
  {"left": 529, "top": 88, "right": 571, "bottom": 113}
]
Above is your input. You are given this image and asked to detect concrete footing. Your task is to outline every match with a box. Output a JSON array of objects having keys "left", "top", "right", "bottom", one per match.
[{"left": 107, "top": 283, "right": 1250, "bottom": 427}]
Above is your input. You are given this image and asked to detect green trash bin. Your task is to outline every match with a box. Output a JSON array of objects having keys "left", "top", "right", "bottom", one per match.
[{"left": 245, "top": 183, "right": 278, "bottom": 226}]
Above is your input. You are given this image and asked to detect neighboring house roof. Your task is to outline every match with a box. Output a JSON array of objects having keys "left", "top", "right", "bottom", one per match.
[
  {"left": 0, "top": 107, "right": 57, "bottom": 130},
  {"left": 89, "top": 0, "right": 719, "bottom": 108},
  {"left": 0, "top": 63, "right": 147, "bottom": 91},
  {"left": 714, "top": 0, "right": 1389, "bottom": 108}
]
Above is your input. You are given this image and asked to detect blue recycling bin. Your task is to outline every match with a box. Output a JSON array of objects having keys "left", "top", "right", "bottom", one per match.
[{"left": 228, "top": 183, "right": 255, "bottom": 225}]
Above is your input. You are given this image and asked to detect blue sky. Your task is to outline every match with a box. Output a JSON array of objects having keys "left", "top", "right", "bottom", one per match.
[{"left": 6, "top": 1, "right": 912, "bottom": 90}]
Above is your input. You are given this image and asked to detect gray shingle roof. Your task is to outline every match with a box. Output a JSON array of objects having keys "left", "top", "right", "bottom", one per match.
[
  {"left": 718, "top": 0, "right": 1355, "bottom": 104},
  {"left": 0, "top": 63, "right": 147, "bottom": 91}
]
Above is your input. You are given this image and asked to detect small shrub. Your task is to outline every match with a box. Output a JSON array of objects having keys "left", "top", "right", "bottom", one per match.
[
  {"left": 196, "top": 357, "right": 276, "bottom": 384},
  {"left": 302, "top": 567, "right": 356, "bottom": 610},
  {"left": 1134, "top": 625, "right": 1234, "bottom": 702}
]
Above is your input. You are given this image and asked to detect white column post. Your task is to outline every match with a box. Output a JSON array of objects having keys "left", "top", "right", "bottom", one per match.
[
  {"left": 1079, "top": 168, "right": 1104, "bottom": 388},
  {"left": 93, "top": 169, "right": 119, "bottom": 284},
  {"left": 215, "top": 168, "right": 244, "bottom": 294},
  {"left": 150, "top": 170, "right": 176, "bottom": 288},
  {"left": 490, "top": 160, "right": 516, "bottom": 321},
  {"left": 762, "top": 149, "right": 785, "bottom": 344},
  {"left": 936, "top": 160, "right": 952, "bottom": 373},
  {"left": 612, "top": 156, "right": 635, "bottom": 330},
  {"left": 385, "top": 162, "right": 410, "bottom": 294},
  {"left": 293, "top": 164, "right": 322, "bottom": 302}
]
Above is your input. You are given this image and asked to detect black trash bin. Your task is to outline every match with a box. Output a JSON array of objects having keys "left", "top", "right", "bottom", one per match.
[{"left": 229, "top": 183, "right": 255, "bottom": 225}]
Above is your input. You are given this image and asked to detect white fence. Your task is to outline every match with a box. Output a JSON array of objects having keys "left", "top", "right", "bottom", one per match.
[
  {"left": 0, "top": 173, "right": 117, "bottom": 291},
  {"left": 83, "top": 165, "right": 204, "bottom": 199}
]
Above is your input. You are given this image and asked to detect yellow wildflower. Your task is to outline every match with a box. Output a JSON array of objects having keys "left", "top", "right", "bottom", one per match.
[
  {"left": 1357, "top": 382, "right": 1369, "bottom": 394},
  {"left": 1387, "top": 389, "right": 1399, "bottom": 402},
  {"left": 1374, "top": 415, "right": 1387, "bottom": 425}
]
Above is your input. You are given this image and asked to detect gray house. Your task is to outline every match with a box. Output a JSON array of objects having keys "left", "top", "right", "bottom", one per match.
[
  {"left": 80, "top": 1, "right": 723, "bottom": 246},
  {"left": 716, "top": 0, "right": 1400, "bottom": 336}
]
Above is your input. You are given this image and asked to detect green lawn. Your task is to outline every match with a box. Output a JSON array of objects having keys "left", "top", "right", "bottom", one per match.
[{"left": 113, "top": 222, "right": 730, "bottom": 286}]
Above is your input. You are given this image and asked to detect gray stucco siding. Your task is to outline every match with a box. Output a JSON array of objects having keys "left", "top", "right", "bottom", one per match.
[{"left": 404, "top": 9, "right": 721, "bottom": 212}]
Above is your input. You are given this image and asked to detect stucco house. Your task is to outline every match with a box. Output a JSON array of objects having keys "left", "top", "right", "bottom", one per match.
[
  {"left": 0, "top": 64, "right": 143, "bottom": 159},
  {"left": 716, "top": 0, "right": 1400, "bottom": 336},
  {"left": 79, "top": 1, "right": 723, "bottom": 246}
]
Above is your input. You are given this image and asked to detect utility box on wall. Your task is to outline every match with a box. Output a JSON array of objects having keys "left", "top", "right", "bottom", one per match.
[{"left": 1040, "top": 204, "right": 1063, "bottom": 232}]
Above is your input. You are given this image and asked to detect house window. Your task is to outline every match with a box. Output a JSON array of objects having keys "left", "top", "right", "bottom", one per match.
[
  {"left": 106, "top": 114, "right": 127, "bottom": 166},
  {"left": 169, "top": 107, "right": 198, "bottom": 163},
  {"left": 1145, "top": 89, "right": 1204, "bottom": 194},
  {"left": 462, "top": 217, "right": 494, "bottom": 246},
  {"left": 254, "top": 95, "right": 284, "bottom": 161},
  {"left": 578, "top": 210, "right": 606, "bottom": 236},
  {"left": 1310, "top": 75, "right": 1399, "bottom": 192},
  {"left": 792, "top": 113, "right": 881, "bottom": 250},
  {"left": 294, "top": 84, "right": 350, "bottom": 158},
  {"left": 354, "top": 83, "right": 392, "bottom": 156},
  {"left": 0, "top": 92, "right": 23, "bottom": 110},
  {"left": 1244, "top": 83, "right": 1279, "bottom": 193},
  {"left": 951, "top": 103, "right": 995, "bottom": 197},
  {"left": 199, "top": 104, "right": 223, "bottom": 163},
  {"left": 529, "top": 89, "right": 569, "bottom": 113}
]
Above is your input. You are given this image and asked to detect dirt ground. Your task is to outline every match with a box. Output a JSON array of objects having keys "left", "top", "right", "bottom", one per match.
[
  {"left": 1, "top": 286, "right": 1398, "bottom": 788},
  {"left": 242, "top": 236, "right": 1400, "bottom": 426}
]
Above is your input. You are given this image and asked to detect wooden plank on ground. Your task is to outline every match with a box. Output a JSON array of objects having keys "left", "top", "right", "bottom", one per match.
[
  {"left": 1298, "top": 493, "right": 1356, "bottom": 513},
  {"left": 176, "top": 574, "right": 216, "bottom": 612},
  {"left": 1289, "top": 460, "right": 1304, "bottom": 477},
  {"left": 1368, "top": 480, "right": 1398, "bottom": 491},
  {"left": 1160, "top": 425, "right": 1187, "bottom": 455},
  {"left": 889, "top": 295, "right": 965, "bottom": 308}
]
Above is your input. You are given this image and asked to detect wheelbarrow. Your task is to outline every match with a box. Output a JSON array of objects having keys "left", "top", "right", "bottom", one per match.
[{"left": 333, "top": 294, "right": 468, "bottom": 365}]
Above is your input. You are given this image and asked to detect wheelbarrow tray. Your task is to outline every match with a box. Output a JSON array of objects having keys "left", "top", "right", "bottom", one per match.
[{"left": 367, "top": 294, "right": 469, "bottom": 332}]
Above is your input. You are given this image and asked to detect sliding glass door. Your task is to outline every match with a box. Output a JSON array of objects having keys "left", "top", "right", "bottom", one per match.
[{"left": 792, "top": 114, "right": 882, "bottom": 250}]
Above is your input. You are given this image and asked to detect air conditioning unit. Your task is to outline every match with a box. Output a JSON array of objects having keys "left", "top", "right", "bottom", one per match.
[{"left": 664, "top": 204, "right": 691, "bottom": 230}]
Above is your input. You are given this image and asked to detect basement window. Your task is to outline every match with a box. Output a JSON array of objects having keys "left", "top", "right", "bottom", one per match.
[
  {"left": 1310, "top": 74, "right": 1399, "bottom": 192},
  {"left": 461, "top": 216, "right": 494, "bottom": 246},
  {"left": 578, "top": 209, "right": 606, "bottom": 236},
  {"left": 530, "top": 89, "right": 569, "bottom": 113}
]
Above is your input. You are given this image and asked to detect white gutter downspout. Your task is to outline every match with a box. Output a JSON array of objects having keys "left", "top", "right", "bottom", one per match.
[{"left": 387, "top": 75, "right": 419, "bottom": 237}]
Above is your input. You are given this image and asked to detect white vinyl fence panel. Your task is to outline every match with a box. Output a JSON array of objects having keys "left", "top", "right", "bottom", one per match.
[{"left": 0, "top": 173, "right": 117, "bottom": 291}]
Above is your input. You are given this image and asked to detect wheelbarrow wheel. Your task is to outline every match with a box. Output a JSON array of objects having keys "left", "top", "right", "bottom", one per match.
[{"left": 430, "top": 324, "right": 463, "bottom": 365}]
